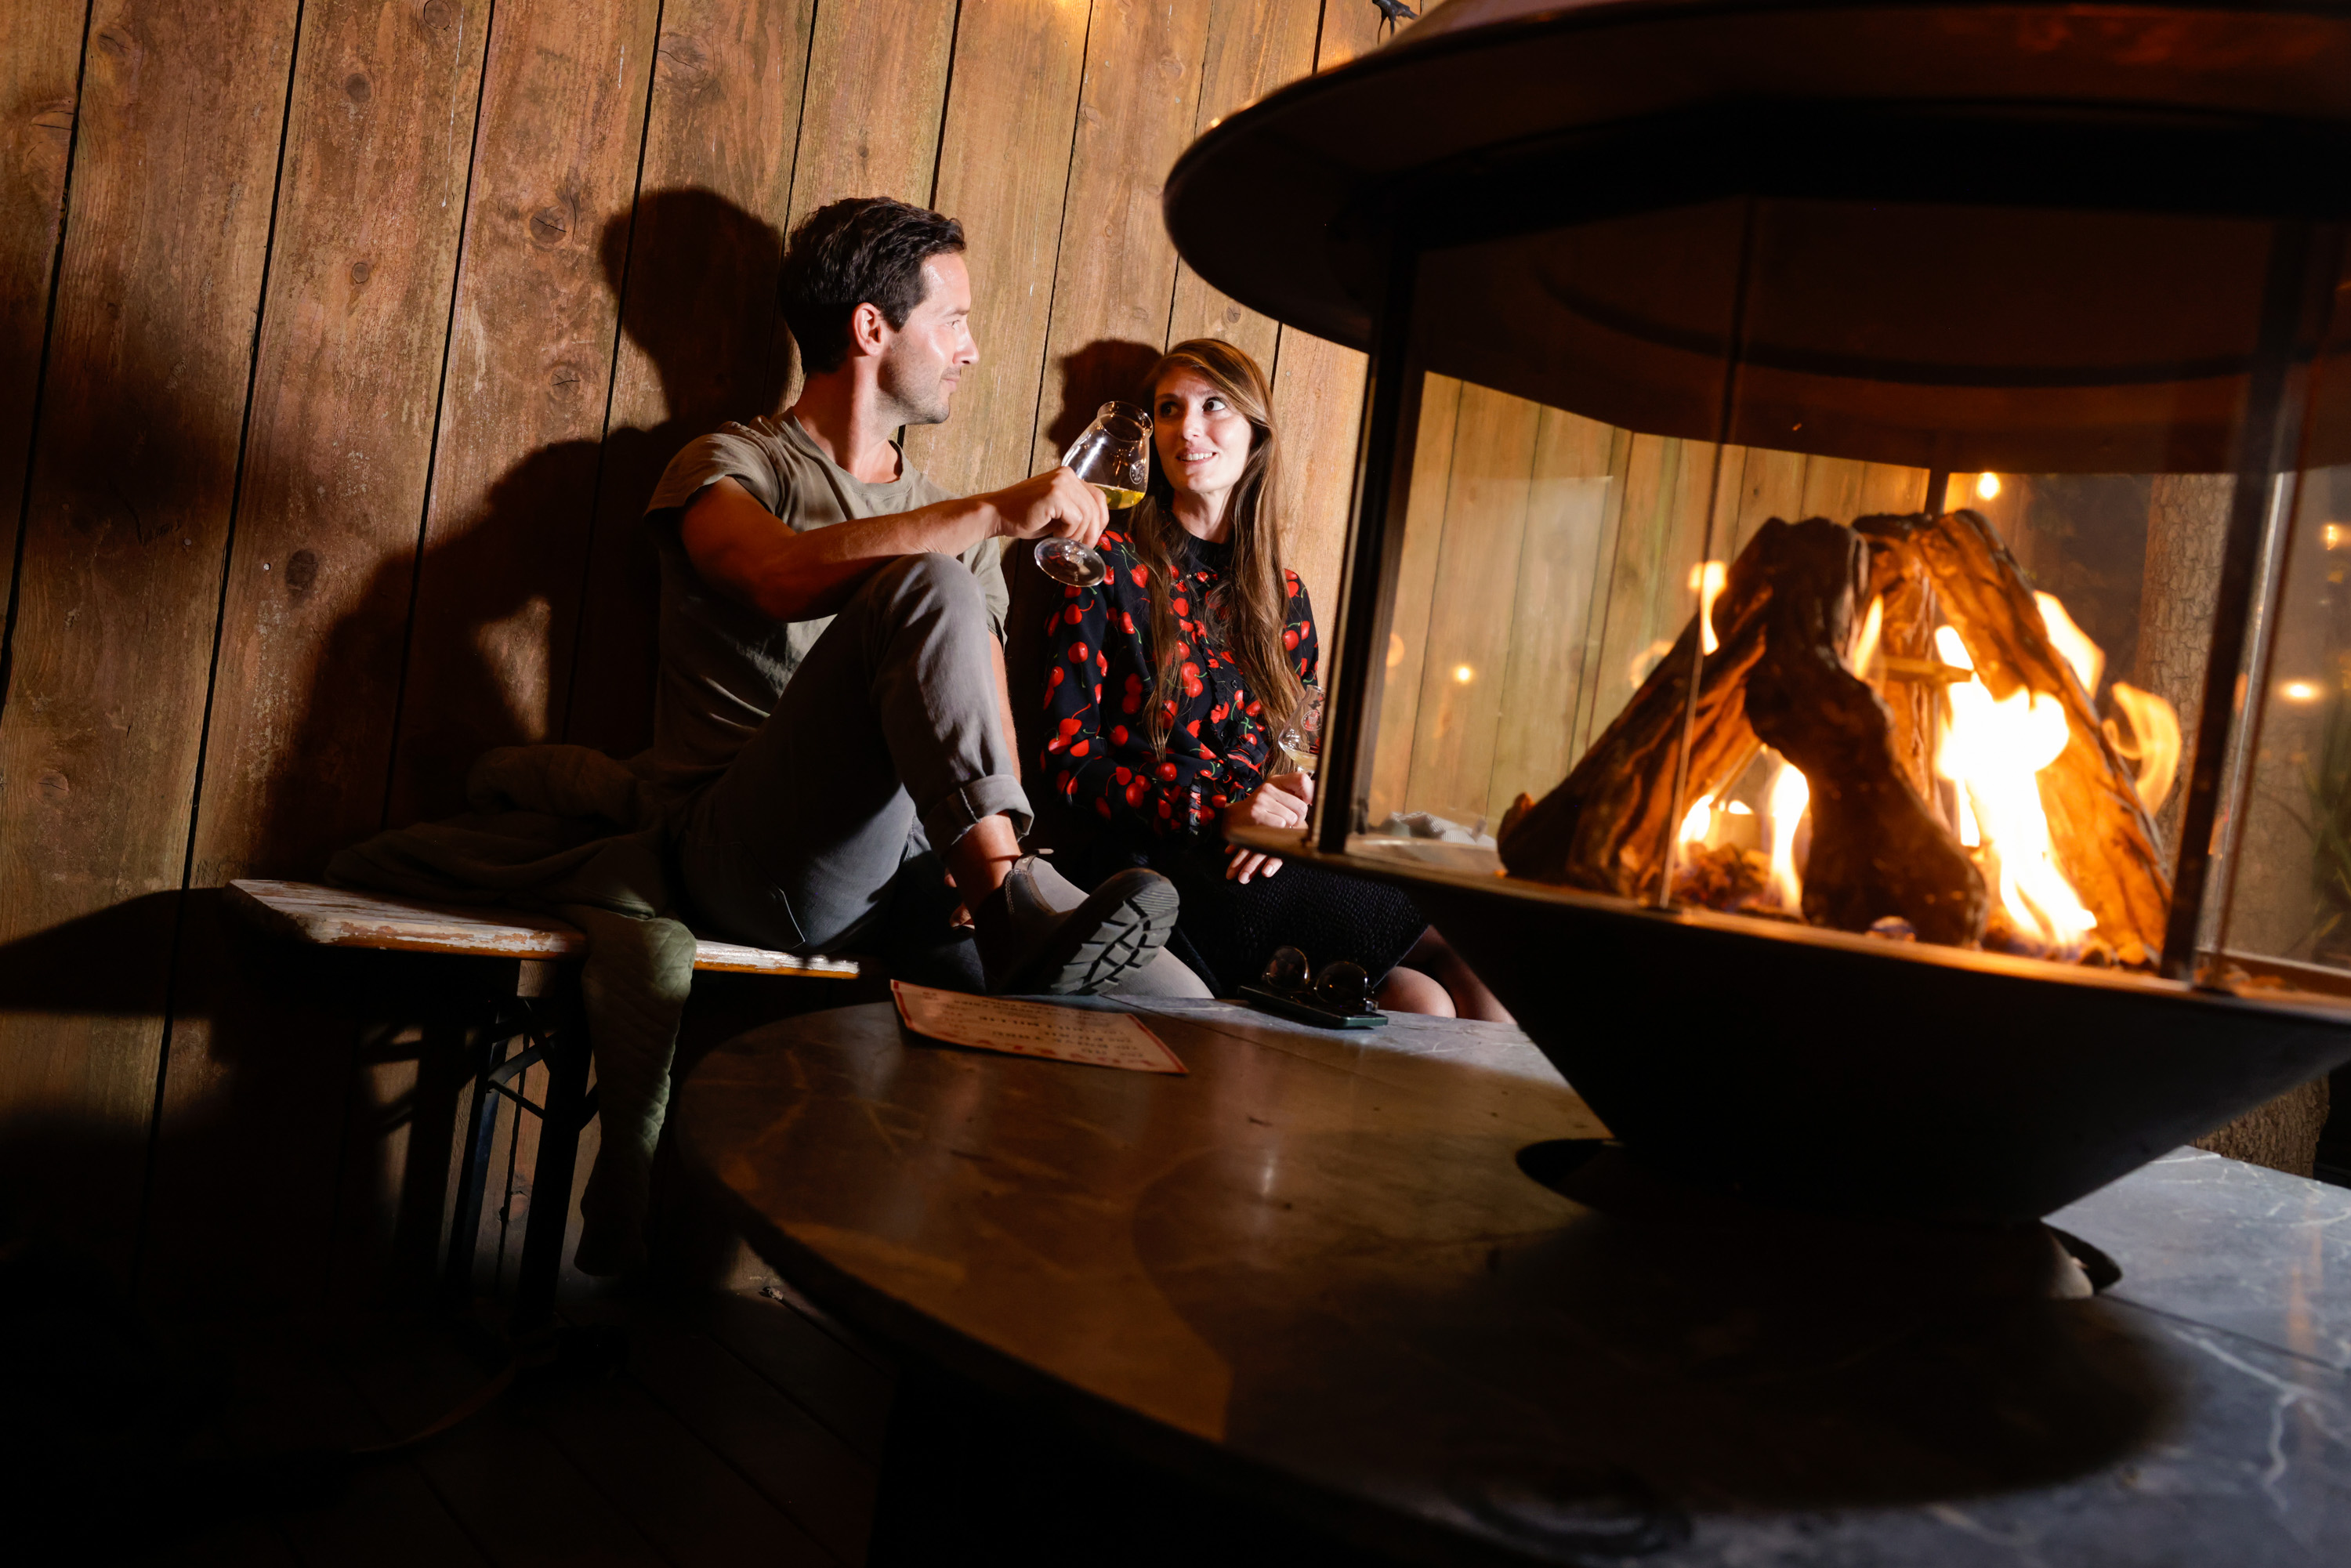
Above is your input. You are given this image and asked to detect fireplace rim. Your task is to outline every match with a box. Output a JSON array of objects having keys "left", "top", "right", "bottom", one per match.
[
  {"left": 1226, "top": 824, "right": 2351, "bottom": 1020},
  {"left": 1164, "top": 0, "right": 2351, "bottom": 357}
]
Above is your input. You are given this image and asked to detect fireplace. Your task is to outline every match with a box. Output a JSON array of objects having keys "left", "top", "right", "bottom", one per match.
[{"left": 1165, "top": 0, "right": 2351, "bottom": 1220}]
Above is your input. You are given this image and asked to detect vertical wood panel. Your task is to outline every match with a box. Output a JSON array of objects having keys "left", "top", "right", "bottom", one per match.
[
  {"left": 784, "top": 0, "right": 956, "bottom": 228},
  {"left": 563, "top": 0, "right": 817, "bottom": 758},
  {"left": 142, "top": 0, "right": 494, "bottom": 1307},
  {"left": 0, "top": 0, "right": 301, "bottom": 1275},
  {"left": 1566, "top": 428, "right": 1636, "bottom": 756},
  {"left": 386, "top": 0, "right": 659, "bottom": 821},
  {"left": 1162, "top": 0, "right": 1317, "bottom": 364},
  {"left": 1402, "top": 383, "right": 1540, "bottom": 823},
  {"left": 1265, "top": 326, "right": 1360, "bottom": 629},
  {"left": 769, "top": 0, "right": 958, "bottom": 408},
  {"left": 0, "top": 0, "right": 89, "bottom": 613},
  {"left": 1366, "top": 373, "right": 1460, "bottom": 826},
  {"left": 1585, "top": 433, "right": 1679, "bottom": 738},
  {"left": 1265, "top": 0, "right": 1389, "bottom": 623},
  {"left": 191, "top": 0, "right": 491, "bottom": 889},
  {"left": 1585, "top": 435, "right": 1721, "bottom": 746},
  {"left": 1859, "top": 459, "right": 1931, "bottom": 516},
  {"left": 1488, "top": 409, "right": 1621, "bottom": 811},
  {"left": 1728, "top": 444, "right": 1806, "bottom": 552},
  {"left": 1798, "top": 454, "right": 1870, "bottom": 523},
  {"left": 902, "top": 0, "right": 1091, "bottom": 498},
  {"left": 1030, "top": 0, "right": 1210, "bottom": 469}
]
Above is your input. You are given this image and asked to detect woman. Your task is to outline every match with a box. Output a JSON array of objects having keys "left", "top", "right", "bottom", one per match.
[{"left": 1037, "top": 339, "right": 1505, "bottom": 1018}]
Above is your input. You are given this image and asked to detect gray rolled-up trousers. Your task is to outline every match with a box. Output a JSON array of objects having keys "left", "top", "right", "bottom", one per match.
[{"left": 679, "top": 551, "right": 1031, "bottom": 952}]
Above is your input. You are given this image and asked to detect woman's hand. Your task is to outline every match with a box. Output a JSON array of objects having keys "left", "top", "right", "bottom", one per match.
[{"left": 1223, "top": 772, "right": 1313, "bottom": 883}]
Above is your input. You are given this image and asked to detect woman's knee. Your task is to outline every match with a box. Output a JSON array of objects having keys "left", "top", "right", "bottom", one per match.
[
  {"left": 1421, "top": 934, "right": 1513, "bottom": 1023},
  {"left": 1376, "top": 965, "right": 1456, "bottom": 1017}
]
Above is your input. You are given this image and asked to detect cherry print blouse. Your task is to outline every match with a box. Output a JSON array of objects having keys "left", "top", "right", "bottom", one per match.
[{"left": 1038, "top": 527, "right": 1317, "bottom": 842}]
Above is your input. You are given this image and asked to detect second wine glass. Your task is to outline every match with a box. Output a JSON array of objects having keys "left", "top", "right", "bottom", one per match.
[
  {"left": 1036, "top": 400, "right": 1152, "bottom": 587},
  {"left": 1276, "top": 681, "right": 1325, "bottom": 777}
]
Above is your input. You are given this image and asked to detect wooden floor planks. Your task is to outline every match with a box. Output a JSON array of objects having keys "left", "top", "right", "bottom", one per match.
[
  {"left": 335, "top": 1320, "right": 672, "bottom": 1568},
  {"left": 701, "top": 1288, "right": 896, "bottom": 1462},
  {"left": 537, "top": 1371, "right": 834, "bottom": 1567},
  {"left": 620, "top": 1313, "right": 880, "bottom": 1563}
]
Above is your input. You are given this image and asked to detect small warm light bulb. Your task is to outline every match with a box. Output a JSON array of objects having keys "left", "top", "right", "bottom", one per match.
[
  {"left": 1976, "top": 472, "right": 2002, "bottom": 502},
  {"left": 1452, "top": 664, "right": 1475, "bottom": 684},
  {"left": 2283, "top": 680, "right": 2322, "bottom": 703},
  {"left": 2326, "top": 523, "right": 2346, "bottom": 550}
]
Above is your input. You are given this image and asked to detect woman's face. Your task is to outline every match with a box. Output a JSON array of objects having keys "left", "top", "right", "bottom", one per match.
[{"left": 1153, "top": 369, "right": 1255, "bottom": 504}]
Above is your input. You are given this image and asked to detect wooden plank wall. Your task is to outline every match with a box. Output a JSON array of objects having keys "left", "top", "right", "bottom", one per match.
[
  {"left": 1366, "top": 379, "right": 1931, "bottom": 831},
  {"left": 0, "top": 0, "right": 1398, "bottom": 1308}
]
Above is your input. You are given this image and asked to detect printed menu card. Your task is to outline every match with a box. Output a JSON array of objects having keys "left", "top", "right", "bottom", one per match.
[{"left": 890, "top": 981, "right": 1187, "bottom": 1075}]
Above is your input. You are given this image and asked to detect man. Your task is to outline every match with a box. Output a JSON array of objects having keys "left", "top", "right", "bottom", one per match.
[{"left": 636, "top": 196, "right": 1176, "bottom": 992}]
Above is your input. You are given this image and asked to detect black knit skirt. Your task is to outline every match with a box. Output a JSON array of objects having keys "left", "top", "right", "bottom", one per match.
[{"left": 1078, "top": 836, "right": 1429, "bottom": 997}]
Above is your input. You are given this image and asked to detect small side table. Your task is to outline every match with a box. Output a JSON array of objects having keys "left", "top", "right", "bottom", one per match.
[{"left": 676, "top": 998, "right": 2351, "bottom": 1565}]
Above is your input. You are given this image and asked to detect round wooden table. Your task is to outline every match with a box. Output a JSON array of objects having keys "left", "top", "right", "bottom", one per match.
[{"left": 676, "top": 998, "right": 2351, "bottom": 1566}]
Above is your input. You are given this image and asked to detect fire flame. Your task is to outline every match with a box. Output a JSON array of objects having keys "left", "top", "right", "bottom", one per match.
[
  {"left": 2104, "top": 681, "right": 2181, "bottom": 813},
  {"left": 2034, "top": 592, "right": 2104, "bottom": 697},
  {"left": 1678, "top": 794, "right": 1714, "bottom": 846},
  {"left": 1690, "top": 560, "right": 1728, "bottom": 655},
  {"left": 1849, "top": 596, "right": 1885, "bottom": 678},
  {"left": 1766, "top": 758, "right": 1809, "bottom": 911},
  {"left": 1933, "top": 626, "right": 2098, "bottom": 952}
]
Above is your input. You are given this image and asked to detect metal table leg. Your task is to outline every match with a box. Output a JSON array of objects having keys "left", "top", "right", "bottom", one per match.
[
  {"left": 513, "top": 977, "right": 593, "bottom": 1332},
  {"left": 440, "top": 974, "right": 599, "bottom": 1330}
]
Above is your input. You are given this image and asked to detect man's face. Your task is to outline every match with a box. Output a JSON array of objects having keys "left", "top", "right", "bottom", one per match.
[{"left": 876, "top": 253, "right": 978, "bottom": 427}]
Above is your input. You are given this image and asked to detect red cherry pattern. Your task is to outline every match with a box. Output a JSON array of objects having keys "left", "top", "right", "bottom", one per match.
[{"left": 1037, "top": 532, "right": 1317, "bottom": 839}]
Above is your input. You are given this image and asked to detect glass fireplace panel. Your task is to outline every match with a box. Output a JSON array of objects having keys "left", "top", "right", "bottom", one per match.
[
  {"left": 1342, "top": 196, "right": 2310, "bottom": 972},
  {"left": 2213, "top": 247, "right": 2351, "bottom": 977},
  {"left": 1363, "top": 381, "right": 1630, "bottom": 851}
]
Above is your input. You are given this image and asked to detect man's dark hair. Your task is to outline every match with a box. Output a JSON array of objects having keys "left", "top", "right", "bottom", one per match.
[{"left": 777, "top": 197, "right": 966, "bottom": 375}]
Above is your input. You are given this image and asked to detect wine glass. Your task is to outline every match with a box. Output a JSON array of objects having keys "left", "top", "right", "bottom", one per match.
[
  {"left": 1275, "top": 682, "right": 1324, "bottom": 777},
  {"left": 1036, "top": 401, "right": 1151, "bottom": 587}
]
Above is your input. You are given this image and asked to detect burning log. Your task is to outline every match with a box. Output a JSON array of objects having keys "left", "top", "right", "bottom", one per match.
[
  {"left": 1867, "top": 509, "right": 2172, "bottom": 966},
  {"left": 1741, "top": 520, "right": 1988, "bottom": 946},
  {"left": 1500, "top": 518, "right": 1987, "bottom": 947},
  {"left": 1495, "top": 539, "right": 1770, "bottom": 899},
  {"left": 1860, "top": 528, "right": 1943, "bottom": 817}
]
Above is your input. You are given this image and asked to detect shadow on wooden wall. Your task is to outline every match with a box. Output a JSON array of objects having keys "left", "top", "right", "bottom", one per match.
[
  {"left": 139, "top": 188, "right": 792, "bottom": 1313},
  {"left": 273, "top": 186, "right": 788, "bottom": 838},
  {"left": 0, "top": 0, "right": 1399, "bottom": 1317}
]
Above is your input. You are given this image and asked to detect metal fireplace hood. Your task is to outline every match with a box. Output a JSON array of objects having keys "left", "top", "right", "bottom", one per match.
[{"left": 1166, "top": 0, "right": 2351, "bottom": 1222}]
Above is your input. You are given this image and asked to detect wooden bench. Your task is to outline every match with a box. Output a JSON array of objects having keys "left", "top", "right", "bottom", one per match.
[{"left": 225, "top": 878, "right": 858, "bottom": 1328}]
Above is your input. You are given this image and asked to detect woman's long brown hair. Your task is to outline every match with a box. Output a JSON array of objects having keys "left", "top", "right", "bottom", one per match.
[{"left": 1125, "top": 339, "right": 1305, "bottom": 756}]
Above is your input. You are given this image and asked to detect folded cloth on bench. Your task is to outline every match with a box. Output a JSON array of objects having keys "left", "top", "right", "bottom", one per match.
[{"left": 329, "top": 743, "right": 696, "bottom": 1276}]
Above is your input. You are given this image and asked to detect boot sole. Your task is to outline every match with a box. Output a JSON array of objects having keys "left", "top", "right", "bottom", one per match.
[{"left": 1011, "top": 870, "right": 1178, "bottom": 995}]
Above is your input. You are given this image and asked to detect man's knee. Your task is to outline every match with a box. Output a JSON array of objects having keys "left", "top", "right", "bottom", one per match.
[{"left": 868, "top": 549, "right": 984, "bottom": 621}]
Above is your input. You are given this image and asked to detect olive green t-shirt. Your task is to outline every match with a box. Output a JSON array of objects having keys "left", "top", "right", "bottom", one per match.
[{"left": 632, "top": 413, "right": 1009, "bottom": 796}]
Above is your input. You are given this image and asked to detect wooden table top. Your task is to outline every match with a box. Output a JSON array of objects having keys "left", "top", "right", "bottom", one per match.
[{"left": 676, "top": 998, "right": 2351, "bottom": 1566}]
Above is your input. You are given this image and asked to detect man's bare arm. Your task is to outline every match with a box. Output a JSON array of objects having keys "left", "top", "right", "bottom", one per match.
[{"left": 681, "top": 469, "right": 1107, "bottom": 623}]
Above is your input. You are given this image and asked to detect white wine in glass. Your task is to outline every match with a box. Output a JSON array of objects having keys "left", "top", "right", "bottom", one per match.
[{"left": 1038, "top": 401, "right": 1152, "bottom": 587}]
